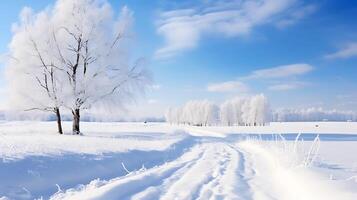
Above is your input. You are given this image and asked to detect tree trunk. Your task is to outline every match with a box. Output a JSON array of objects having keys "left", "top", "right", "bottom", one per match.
[
  {"left": 72, "top": 108, "right": 80, "bottom": 134},
  {"left": 55, "top": 107, "right": 63, "bottom": 134}
]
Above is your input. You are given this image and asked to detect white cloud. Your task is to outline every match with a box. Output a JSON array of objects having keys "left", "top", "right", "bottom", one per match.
[
  {"left": 155, "top": 0, "right": 315, "bottom": 58},
  {"left": 243, "top": 63, "right": 313, "bottom": 79},
  {"left": 324, "top": 42, "right": 357, "bottom": 59},
  {"left": 207, "top": 80, "right": 248, "bottom": 93},
  {"left": 150, "top": 84, "right": 161, "bottom": 90},
  {"left": 147, "top": 99, "right": 158, "bottom": 104},
  {"left": 207, "top": 63, "right": 312, "bottom": 93},
  {"left": 268, "top": 82, "right": 306, "bottom": 91},
  {"left": 0, "top": 53, "right": 9, "bottom": 64}
]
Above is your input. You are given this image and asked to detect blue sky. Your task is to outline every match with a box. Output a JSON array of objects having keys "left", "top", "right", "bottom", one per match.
[{"left": 1, "top": 0, "right": 357, "bottom": 117}]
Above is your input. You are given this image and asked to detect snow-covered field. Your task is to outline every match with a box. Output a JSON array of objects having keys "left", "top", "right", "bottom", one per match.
[{"left": 0, "top": 121, "right": 357, "bottom": 200}]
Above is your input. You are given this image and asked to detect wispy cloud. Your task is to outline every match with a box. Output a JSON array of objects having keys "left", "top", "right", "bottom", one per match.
[
  {"left": 268, "top": 82, "right": 307, "bottom": 91},
  {"left": 276, "top": 4, "right": 316, "bottom": 28},
  {"left": 155, "top": 0, "right": 315, "bottom": 58},
  {"left": 207, "top": 80, "right": 248, "bottom": 93},
  {"left": 242, "top": 63, "right": 313, "bottom": 79},
  {"left": 324, "top": 42, "right": 357, "bottom": 59},
  {"left": 207, "top": 63, "right": 313, "bottom": 93}
]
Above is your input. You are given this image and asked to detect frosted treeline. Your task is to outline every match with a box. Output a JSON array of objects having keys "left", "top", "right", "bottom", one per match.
[
  {"left": 165, "top": 94, "right": 271, "bottom": 126},
  {"left": 273, "top": 108, "right": 357, "bottom": 122},
  {"left": 166, "top": 95, "right": 357, "bottom": 126}
]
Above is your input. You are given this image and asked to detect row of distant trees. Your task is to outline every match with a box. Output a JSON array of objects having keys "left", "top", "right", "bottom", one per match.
[
  {"left": 6, "top": 0, "right": 149, "bottom": 134},
  {"left": 273, "top": 108, "right": 357, "bottom": 122},
  {"left": 165, "top": 94, "right": 271, "bottom": 126}
]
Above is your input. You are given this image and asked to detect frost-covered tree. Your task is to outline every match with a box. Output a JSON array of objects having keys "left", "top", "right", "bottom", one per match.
[
  {"left": 165, "top": 100, "right": 219, "bottom": 126},
  {"left": 6, "top": 0, "right": 150, "bottom": 134},
  {"left": 202, "top": 101, "right": 219, "bottom": 126},
  {"left": 6, "top": 7, "right": 66, "bottom": 134},
  {"left": 241, "top": 99, "right": 251, "bottom": 126},
  {"left": 220, "top": 98, "right": 246, "bottom": 126},
  {"left": 250, "top": 94, "right": 271, "bottom": 126},
  {"left": 241, "top": 94, "right": 270, "bottom": 126},
  {"left": 230, "top": 97, "right": 246, "bottom": 125},
  {"left": 220, "top": 100, "right": 235, "bottom": 126},
  {"left": 165, "top": 107, "right": 174, "bottom": 124}
]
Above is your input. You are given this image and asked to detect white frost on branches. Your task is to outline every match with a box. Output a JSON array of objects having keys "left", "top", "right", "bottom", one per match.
[
  {"left": 5, "top": 0, "right": 150, "bottom": 133},
  {"left": 166, "top": 100, "right": 219, "bottom": 126}
]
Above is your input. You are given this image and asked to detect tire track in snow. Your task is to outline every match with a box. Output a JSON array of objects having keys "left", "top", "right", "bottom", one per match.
[
  {"left": 159, "top": 143, "right": 230, "bottom": 200},
  {"left": 50, "top": 144, "right": 207, "bottom": 200},
  {"left": 195, "top": 147, "right": 231, "bottom": 200},
  {"left": 131, "top": 144, "right": 215, "bottom": 200},
  {"left": 195, "top": 144, "right": 253, "bottom": 200},
  {"left": 51, "top": 142, "right": 255, "bottom": 200}
]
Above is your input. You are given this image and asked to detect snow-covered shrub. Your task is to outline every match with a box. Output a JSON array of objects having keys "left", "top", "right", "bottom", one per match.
[{"left": 241, "top": 133, "right": 321, "bottom": 169}]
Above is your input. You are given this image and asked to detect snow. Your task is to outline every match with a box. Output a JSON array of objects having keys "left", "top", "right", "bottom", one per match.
[
  {"left": 0, "top": 122, "right": 180, "bottom": 161},
  {"left": 1, "top": 121, "right": 357, "bottom": 199},
  {"left": 183, "top": 121, "right": 357, "bottom": 136},
  {"left": 238, "top": 141, "right": 357, "bottom": 200}
]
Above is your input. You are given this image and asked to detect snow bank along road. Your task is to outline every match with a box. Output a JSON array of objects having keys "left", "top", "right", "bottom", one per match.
[{"left": 1, "top": 122, "right": 357, "bottom": 200}]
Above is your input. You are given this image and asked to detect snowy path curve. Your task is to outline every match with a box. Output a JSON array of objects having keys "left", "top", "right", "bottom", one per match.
[{"left": 50, "top": 136, "right": 357, "bottom": 200}]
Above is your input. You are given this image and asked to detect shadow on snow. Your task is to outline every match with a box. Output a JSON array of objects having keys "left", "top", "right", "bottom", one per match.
[{"left": 0, "top": 135, "right": 198, "bottom": 200}]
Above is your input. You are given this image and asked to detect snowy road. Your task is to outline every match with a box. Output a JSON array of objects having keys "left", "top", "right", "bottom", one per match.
[{"left": 50, "top": 138, "right": 357, "bottom": 200}]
